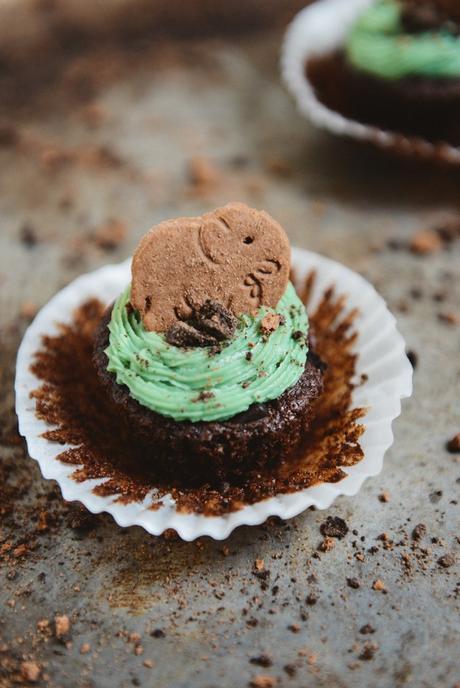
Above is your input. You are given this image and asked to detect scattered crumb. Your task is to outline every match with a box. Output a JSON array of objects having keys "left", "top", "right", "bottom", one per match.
[
  {"left": 446, "top": 434, "right": 460, "bottom": 454},
  {"left": 37, "top": 509, "right": 49, "bottom": 532},
  {"left": 250, "top": 654, "right": 272, "bottom": 668},
  {"left": 438, "top": 554, "right": 455, "bottom": 569},
  {"left": 378, "top": 491, "right": 390, "bottom": 503},
  {"left": 13, "top": 543, "right": 28, "bottom": 557},
  {"left": 409, "top": 229, "right": 442, "bottom": 255},
  {"left": 150, "top": 629, "right": 165, "bottom": 638},
  {"left": 317, "top": 537, "right": 335, "bottom": 552},
  {"left": 20, "top": 301, "right": 38, "bottom": 320},
  {"left": 433, "top": 215, "right": 460, "bottom": 243},
  {"left": 80, "top": 643, "right": 91, "bottom": 655},
  {"left": 249, "top": 675, "right": 276, "bottom": 688},
  {"left": 55, "top": 614, "right": 70, "bottom": 639},
  {"left": 412, "top": 524, "right": 427, "bottom": 541},
  {"left": 20, "top": 661, "right": 41, "bottom": 683},
  {"left": 283, "top": 663, "right": 296, "bottom": 676},
  {"left": 19, "top": 223, "right": 39, "bottom": 248},
  {"left": 187, "top": 156, "right": 220, "bottom": 189},
  {"left": 320, "top": 516, "right": 348, "bottom": 539},
  {"left": 288, "top": 624, "right": 301, "bottom": 633},
  {"left": 359, "top": 624, "right": 375, "bottom": 635},
  {"left": 93, "top": 219, "right": 127, "bottom": 251},
  {"left": 143, "top": 659, "right": 155, "bottom": 668},
  {"left": 359, "top": 641, "right": 379, "bottom": 661},
  {"left": 372, "top": 579, "right": 386, "bottom": 592},
  {"left": 438, "top": 312, "right": 460, "bottom": 326},
  {"left": 429, "top": 490, "right": 443, "bottom": 504},
  {"left": 346, "top": 578, "right": 360, "bottom": 589},
  {"left": 254, "top": 559, "right": 265, "bottom": 572}
]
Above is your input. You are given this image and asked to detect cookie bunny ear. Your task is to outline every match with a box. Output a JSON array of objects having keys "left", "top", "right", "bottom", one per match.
[{"left": 197, "top": 216, "right": 232, "bottom": 265}]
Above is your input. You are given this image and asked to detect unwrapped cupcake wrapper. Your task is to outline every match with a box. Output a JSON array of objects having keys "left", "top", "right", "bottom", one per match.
[
  {"left": 281, "top": 0, "right": 460, "bottom": 165},
  {"left": 15, "top": 248, "right": 412, "bottom": 540}
]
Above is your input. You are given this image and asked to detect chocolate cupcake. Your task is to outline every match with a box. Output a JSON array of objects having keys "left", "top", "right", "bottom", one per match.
[
  {"left": 93, "top": 203, "right": 325, "bottom": 483},
  {"left": 306, "top": 0, "right": 460, "bottom": 146}
]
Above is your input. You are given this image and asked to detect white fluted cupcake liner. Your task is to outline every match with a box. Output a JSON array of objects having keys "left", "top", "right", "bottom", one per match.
[
  {"left": 281, "top": 0, "right": 460, "bottom": 165},
  {"left": 15, "top": 248, "right": 412, "bottom": 540}
]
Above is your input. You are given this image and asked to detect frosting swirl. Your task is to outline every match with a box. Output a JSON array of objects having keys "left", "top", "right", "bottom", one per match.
[
  {"left": 345, "top": 0, "right": 460, "bottom": 80},
  {"left": 105, "top": 282, "right": 308, "bottom": 422}
]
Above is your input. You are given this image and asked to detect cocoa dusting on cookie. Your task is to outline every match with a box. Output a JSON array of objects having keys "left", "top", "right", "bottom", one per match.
[
  {"left": 130, "top": 202, "right": 290, "bottom": 332},
  {"left": 30, "top": 272, "right": 365, "bottom": 517}
]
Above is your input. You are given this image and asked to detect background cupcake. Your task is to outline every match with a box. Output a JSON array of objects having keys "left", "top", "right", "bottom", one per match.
[{"left": 306, "top": 0, "right": 460, "bottom": 146}]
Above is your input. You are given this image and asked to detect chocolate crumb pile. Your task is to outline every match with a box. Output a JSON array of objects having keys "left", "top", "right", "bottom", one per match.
[
  {"left": 165, "top": 299, "right": 237, "bottom": 348},
  {"left": 30, "top": 273, "right": 365, "bottom": 517}
]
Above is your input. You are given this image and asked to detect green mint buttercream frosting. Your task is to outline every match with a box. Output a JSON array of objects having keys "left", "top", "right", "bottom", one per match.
[
  {"left": 345, "top": 0, "right": 460, "bottom": 80},
  {"left": 105, "top": 282, "right": 308, "bottom": 422}
]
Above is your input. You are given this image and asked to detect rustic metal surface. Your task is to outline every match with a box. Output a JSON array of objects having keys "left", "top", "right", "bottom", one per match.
[{"left": 1, "top": 26, "right": 459, "bottom": 688}]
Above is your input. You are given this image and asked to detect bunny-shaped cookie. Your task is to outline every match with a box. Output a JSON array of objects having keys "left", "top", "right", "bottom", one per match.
[{"left": 131, "top": 202, "right": 291, "bottom": 332}]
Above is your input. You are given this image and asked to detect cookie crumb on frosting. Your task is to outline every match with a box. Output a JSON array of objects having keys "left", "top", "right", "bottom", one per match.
[
  {"left": 260, "top": 313, "right": 284, "bottom": 335},
  {"left": 165, "top": 299, "right": 238, "bottom": 348}
]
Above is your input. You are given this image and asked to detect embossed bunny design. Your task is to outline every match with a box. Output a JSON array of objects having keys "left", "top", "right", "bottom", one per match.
[{"left": 131, "top": 202, "right": 291, "bottom": 332}]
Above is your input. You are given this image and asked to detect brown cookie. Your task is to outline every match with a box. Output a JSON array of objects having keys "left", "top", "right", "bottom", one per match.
[{"left": 131, "top": 202, "right": 291, "bottom": 332}]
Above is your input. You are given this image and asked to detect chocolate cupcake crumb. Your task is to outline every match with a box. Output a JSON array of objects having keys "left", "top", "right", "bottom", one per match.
[
  {"left": 320, "top": 516, "right": 349, "bottom": 539},
  {"left": 165, "top": 299, "right": 237, "bottom": 347}
]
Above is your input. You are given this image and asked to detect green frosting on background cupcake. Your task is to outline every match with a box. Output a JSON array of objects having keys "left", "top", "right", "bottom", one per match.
[
  {"left": 105, "top": 282, "right": 308, "bottom": 422},
  {"left": 345, "top": 0, "right": 460, "bottom": 79}
]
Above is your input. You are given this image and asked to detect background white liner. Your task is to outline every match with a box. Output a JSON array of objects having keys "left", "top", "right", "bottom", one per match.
[
  {"left": 15, "top": 248, "right": 412, "bottom": 541},
  {"left": 281, "top": 0, "right": 460, "bottom": 165}
]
